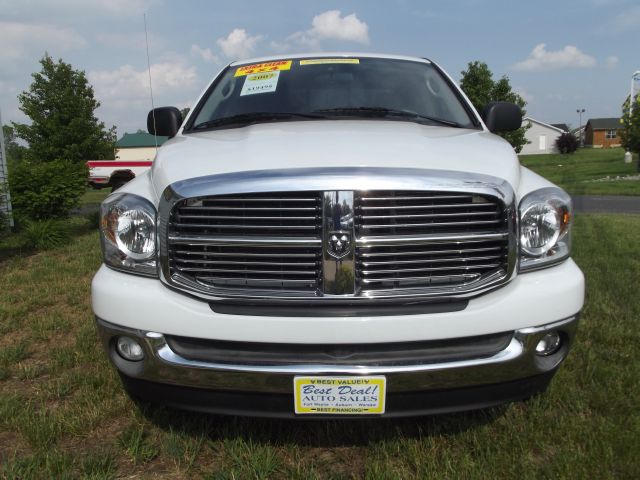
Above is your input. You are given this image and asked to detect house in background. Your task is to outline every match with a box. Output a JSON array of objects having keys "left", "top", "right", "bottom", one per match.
[
  {"left": 551, "top": 123, "right": 570, "bottom": 132},
  {"left": 115, "top": 132, "right": 169, "bottom": 161},
  {"left": 584, "top": 118, "right": 622, "bottom": 148},
  {"left": 520, "top": 117, "right": 566, "bottom": 155}
]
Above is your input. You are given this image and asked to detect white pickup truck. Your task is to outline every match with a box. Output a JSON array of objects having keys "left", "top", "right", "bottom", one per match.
[
  {"left": 92, "top": 53, "right": 584, "bottom": 417},
  {"left": 86, "top": 159, "right": 153, "bottom": 191}
]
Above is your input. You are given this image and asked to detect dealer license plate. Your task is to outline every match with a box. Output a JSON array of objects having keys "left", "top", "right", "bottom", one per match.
[{"left": 293, "top": 376, "right": 386, "bottom": 415}]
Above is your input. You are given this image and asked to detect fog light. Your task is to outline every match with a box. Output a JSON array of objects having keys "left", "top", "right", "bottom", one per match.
[
  {"left": 535, "top": 332, "right": 561, "bottom": 356},
  {"left": 116, "top": 336, "right": 144, "bottom": 361}
]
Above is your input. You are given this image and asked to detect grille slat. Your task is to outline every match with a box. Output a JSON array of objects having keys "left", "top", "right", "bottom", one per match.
[
  {"left": 180, "top": 206, "right": 319, "bottom": 212},
  {"left": 360, "top": 220, "right": 503, "bottom": 229},
  {"left": 172, "top": 223, "right": 319, "bottom": 230},
  {"left": 359, "top": 245, "right": 504, "bottom": 258},
  {"left": 361, "top": 273, "right": 480, "bottom": 284},
  {"left": 179, "top": 268, "right": 319, "bottom": 275},
  {"left": 361, "top": 211, "right": 500, "bottom": 220},
  {"left": 360, "top": 203, "right": 497, "bottom": 211},
  {"left": 360, "top": 255, "right": 505, "bottom": 266},
  {"left": 175, "top": 259, "right": 318, "bottom": 267},
  {"left": 361, "top": 195, "right": 473, "bottom": 201}
]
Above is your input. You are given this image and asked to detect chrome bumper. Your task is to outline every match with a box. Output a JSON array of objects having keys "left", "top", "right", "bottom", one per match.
[{"left": 95, "top": 315, "right": 579, "bottom": 394}]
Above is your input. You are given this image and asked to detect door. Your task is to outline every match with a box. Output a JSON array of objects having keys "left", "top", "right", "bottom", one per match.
[{"left": 539, "top": 135, "right": 547, "bottom": 151}]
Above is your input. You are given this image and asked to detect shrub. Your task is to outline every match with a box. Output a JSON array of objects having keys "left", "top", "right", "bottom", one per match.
[
  {"left": 0, "top": 211, "right": 8, "bottom": 239},
  {"left": 21, "top": 219, "right": 70, "bottom": 250},
  {"left": 84, "top": 210, "right": 101, "bottom": 230},
  {"left": 555, "top": 132, "right": 578, "bottom": 154},
  {"left": 8, "top": 159, "right": 87, "bottom": 220},
  {"left": 0, "top": 185, "right": 10, "bottom": 238}
]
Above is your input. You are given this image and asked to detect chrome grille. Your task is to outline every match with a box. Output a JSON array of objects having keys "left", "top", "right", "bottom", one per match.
[
  {"left": 164, "top": 185, "right": 512, "bottom": 299},
  {"left": 355, "top": 191, "right": 509, "bottom": 292},
  {"left": 168, "top": 192, "right": 323, "bottom": 292}
]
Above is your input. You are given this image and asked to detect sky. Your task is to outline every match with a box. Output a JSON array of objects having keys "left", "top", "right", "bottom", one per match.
[{"left": 1, "top": 0, "right": 638, "bottom": 137}]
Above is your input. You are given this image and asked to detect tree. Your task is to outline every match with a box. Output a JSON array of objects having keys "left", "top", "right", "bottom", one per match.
[
  {"left": 620, "top": 95, "right": 640, "bottom": 156},
  {"left": 460, "top": 61, "right": 530, "bottom": 153},
  {"left": 555, "top": 132, "right": 578, "bottom": 154},
  {"left": 2, "top": 125, "right": 28, "bottom": 164},
  {"left": 13, "top": 54, "right": 116, "bottom": 162}
]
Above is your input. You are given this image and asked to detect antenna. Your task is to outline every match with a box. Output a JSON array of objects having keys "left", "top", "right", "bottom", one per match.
[{"left": 144, "top": 13, "right": 158, "bottom": 151}]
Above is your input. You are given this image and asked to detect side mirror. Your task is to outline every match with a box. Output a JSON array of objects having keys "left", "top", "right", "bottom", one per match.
[
  {"left": 147, "top": 107, "right": 183, "bottom": 138},
  {"left": 481, "top": 102, "right": 522, "bottom": 133}
]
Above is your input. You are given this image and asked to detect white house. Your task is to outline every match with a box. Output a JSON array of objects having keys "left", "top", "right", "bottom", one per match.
[
  {"left": 115, "top": 132, "right": 168, "bottom": 162},
  {"left": 520, "top": 117, "right": 567, "bottom": 155}
]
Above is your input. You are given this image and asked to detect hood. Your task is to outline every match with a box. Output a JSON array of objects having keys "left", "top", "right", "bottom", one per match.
[{"left": 151, "top": 120, "right": 520, "bottom": 198}]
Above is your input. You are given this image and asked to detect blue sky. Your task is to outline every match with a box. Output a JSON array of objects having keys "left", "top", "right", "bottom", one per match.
[{"left": 1, "top": 0, "right": 638, "bottom": 136}]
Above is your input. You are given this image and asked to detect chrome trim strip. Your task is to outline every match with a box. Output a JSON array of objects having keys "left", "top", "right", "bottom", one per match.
[
  {"left": 96, "top": 314, "right": 579, "bottom": 393},
  {"left": 168, "top": 235, "right": 322, "bottom": 246},
  {"left": 153, "top": 338, "right": 523, "bottom": 375},
  {"left": 322, "top": 191, "right": 356, "bottom": 295},
  {"left": 357, "top": 232, "right": 509, "bottom": 247},
  {"left": 158, "top": 167, "right": 518, "bottom": 302}
]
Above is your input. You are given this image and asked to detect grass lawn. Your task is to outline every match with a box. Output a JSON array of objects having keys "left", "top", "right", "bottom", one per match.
[
  {"left": 80, "top": 188, "right": 111, "bottom": 206},
  {"left": 1, "top": 214, "right": 639, "bottom": 478},
  {"left": 519, "top": 147, "right": 639, "bottom": 196}
]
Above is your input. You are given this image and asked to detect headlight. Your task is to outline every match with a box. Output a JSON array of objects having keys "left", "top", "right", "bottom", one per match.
[
  {"left": 519, "top": 187, "right": 572, "bottom": 271},
  {"left": 100, "top": 193, "right": 157, "bottom": 277}
]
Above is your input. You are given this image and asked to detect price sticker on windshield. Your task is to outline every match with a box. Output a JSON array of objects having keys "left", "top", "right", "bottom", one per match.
[
  {"left": 240, "top": 71, "right": 280, "bottom": 96},
  {"left": 235, "top": 60, "right": 292, "bottom": 77}
]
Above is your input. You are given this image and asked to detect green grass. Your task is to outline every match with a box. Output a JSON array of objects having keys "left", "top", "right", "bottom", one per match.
[
  {"left": 1, "top": 215, "right": 639, "bottom": 478},
  {"left": 80, "top": 187, "right": 111, "bottom": 206},
  {"left": 520, "top": 147, "right": 639, "bottom": 196}
]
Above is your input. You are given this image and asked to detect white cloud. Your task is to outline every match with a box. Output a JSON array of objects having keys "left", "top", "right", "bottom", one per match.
[
  {"left": 191, "top": 44, "right": 219, "bottom": 63},
  {"left": 605, "top": 55, "right": 619, "bottom": 68},
  {"left": 603, "top": 6, "right": 640, "bottom": 32},
  {"left": 513, "top": 44, "right": 596, "bottom": 71},
  {"left": 0, "top": 21, "right": 86, "bottom": 68},
  {"left": 88, "top": 62, "right": 198, "bottom": 102},
  {"left": 216, "top": 29, "right": 263, "bottom": 59},
  {"left": 289, "top": 10, "right": 370, "bottom": 48}
]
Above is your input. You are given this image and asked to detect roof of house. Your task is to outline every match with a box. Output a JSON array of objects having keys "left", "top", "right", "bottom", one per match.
[
  {"left": 522, "top": 117, "right": 565, "bottom": 133},
  {"left": 116, "top": 132, "right": 169, "bottom": 148},
  {"left": 551, "top": 123, "right": 570, "bottom": 132},
  {"left": 586, "top": 118, "right": 622, "bottom": 130}
]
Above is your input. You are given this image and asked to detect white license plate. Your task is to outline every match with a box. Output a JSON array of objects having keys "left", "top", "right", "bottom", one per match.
[{"left": 293, "top": 376, "right": 386, "bottom": 415}]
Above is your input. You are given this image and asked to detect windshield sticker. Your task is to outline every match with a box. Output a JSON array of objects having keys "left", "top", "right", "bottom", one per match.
[
  {"left": 234, "top": 60, "right": 292, "bottom": 77},
  {"left": 240, "top": 71, "right": 280, "bottom": 96},
  {"left": 300, "top": 59, "right": 360, "bottom": 66}
]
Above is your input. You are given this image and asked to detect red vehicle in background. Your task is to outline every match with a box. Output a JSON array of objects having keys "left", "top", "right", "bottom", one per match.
[
  {"left": 86, "top": 132, "right": 168, "bottom": 190},
  {"left": 86, "top": 159, "right": 153, "bottom": 190}
]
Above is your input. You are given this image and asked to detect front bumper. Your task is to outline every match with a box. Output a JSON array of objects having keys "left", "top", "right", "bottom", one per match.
[{"left": 96, "top": 315, "right": 579, "bottom": 417}]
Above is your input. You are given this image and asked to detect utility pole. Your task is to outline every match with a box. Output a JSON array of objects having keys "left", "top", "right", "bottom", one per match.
[
  {"left": 624, "top": 71, "right": 640, "bottom": 164},
  {"left": 0, "top": 107, "right": 14, "bottom": 228},
  {"left": 576, "top": 108, "right": 585, "bottom": 147}
]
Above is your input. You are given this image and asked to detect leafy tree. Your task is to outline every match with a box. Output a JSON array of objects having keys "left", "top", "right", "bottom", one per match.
[
  {"left": 2, "top": 125, "right": 28, "bottom": 164},
  {"left": 9, "top": 159, "right": 87, "bottom": 220},
  {"left": 460, "top": 61, "right": 530, "bottom": 152},
  {"left": 620, "top": 95, "right": 640, "bottom": 156},
  {"left": 13, "top": 54, "right": 116, "bottom": 162},
  {"left": 555, "top": 132, "right": 578, "bottom": 154}
]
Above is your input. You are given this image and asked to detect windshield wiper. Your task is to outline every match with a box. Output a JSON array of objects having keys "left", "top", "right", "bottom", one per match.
[
  {"left": 312, "top": 107, "right": 463, "bottom": 128},
  {"left": 192, "top": 112, "right": 326, "bottom": 130}
]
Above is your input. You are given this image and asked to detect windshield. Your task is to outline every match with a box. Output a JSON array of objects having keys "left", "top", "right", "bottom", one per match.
[{"left": 187, "top": 57, "right": 478, "bottom": 131}]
